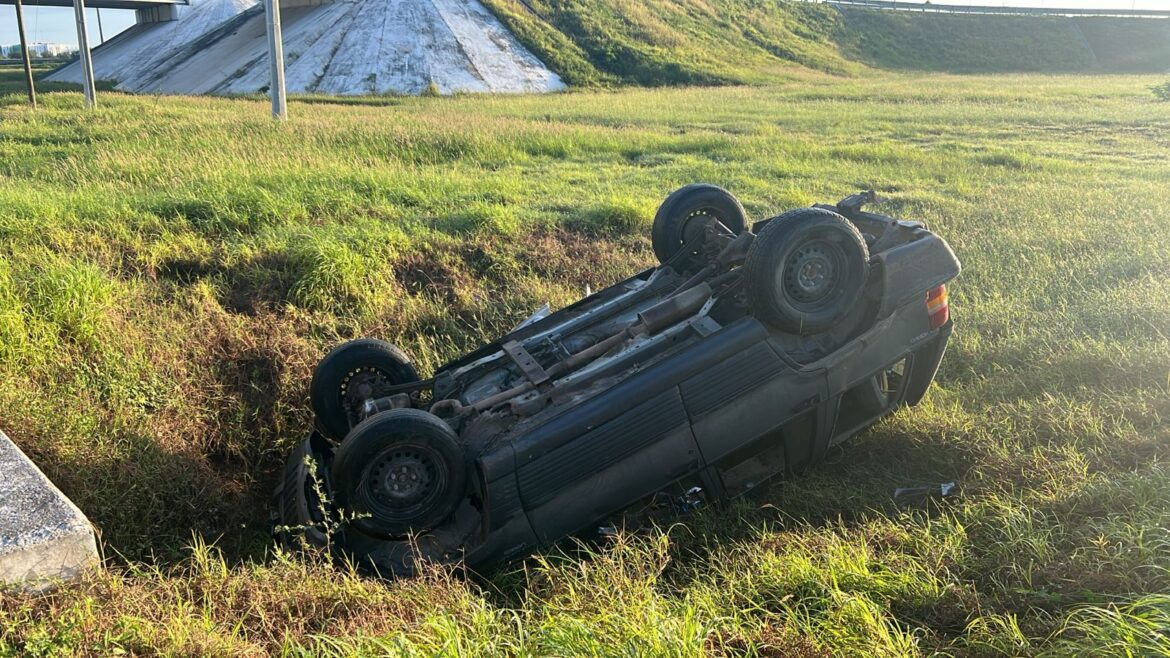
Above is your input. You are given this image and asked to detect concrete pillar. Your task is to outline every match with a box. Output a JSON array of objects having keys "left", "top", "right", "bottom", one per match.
[
  {"left": 264, "top": 0, "right": 287, "bottom": 120},
  {"left": 72, "top": 0, "right": 97, "bottom": 108},
  {"left": 0, "top": 430, "right": 99, "bottom": 590},
  {"left": 14, "top": 0, "right": 36, "bottom": 107},
  {"left": 136, "top": 4, "right": 181, "bottom": 25}
]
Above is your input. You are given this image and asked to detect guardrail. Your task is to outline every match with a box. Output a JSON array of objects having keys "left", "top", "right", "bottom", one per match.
[{"left": 815, "top": 0, "right": 1170, "bottom": 19}]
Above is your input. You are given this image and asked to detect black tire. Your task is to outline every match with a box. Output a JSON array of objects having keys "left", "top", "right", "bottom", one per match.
[
  {"left": 272, "top": 433, "right": 335, "bottom": 550},
  {"left": 744, "top": 208, "right": 869, "bottom": 334},
  {"left": 652, "top": 184, "right": 748, "bottom": 269},
  {"left": 332, "top": 409, "right": 466, "bottom": 538},
  {"left": 310, "top": 339, "right": 420, "bottom": 440}
]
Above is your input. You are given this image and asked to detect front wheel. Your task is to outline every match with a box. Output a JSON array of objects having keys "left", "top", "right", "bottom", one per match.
[{"left": 853, "top": 370, "right": 894, "bottom": 417}]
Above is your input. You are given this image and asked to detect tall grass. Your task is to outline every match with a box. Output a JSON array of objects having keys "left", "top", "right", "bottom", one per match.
[{"left": 1, "top": 71, "right": 1169, "bottom": 654}]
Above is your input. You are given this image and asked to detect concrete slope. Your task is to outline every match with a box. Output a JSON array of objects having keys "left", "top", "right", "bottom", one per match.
[
  {"left": 47, "top": 0, "right": 565, "bottom": 95},
  {"left": 47, "top": 0, "right": 257, "bottom": 89}
]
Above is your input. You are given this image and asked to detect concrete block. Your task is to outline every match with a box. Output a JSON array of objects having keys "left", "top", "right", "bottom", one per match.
[
  {"left": 0, "top": 430, "right": 99, "bottom": 590},
  {"left": 136, "top": 5, "right": 182, "bottom": 24}
]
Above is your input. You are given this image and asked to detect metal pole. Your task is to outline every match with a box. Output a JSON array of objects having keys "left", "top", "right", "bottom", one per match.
[
  {"left": 14, "top": 0, "right": 37, "bottom": 107},
  {"left": 263, "top": 0, "right": 286, "bottom": 120},
  {"left": 96, "top": 8, "right": 105, "bottom": 43},
  {"left": 72, "top": 0, "right": 97, "bottom": 108}
]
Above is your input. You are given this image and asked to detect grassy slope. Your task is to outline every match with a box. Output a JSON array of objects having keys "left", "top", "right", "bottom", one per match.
[
  {"left": 1, "top": 71, "right": 1170, "bottom": 654},
  {"left": 1075, "top": 18, "right": 1170, "bottom": 72},
  {"left": 838, "top": 9, "right": 1170, "bottom": 73},
  {"left": 474, "top": 0, "right": 1170, "bottom": 82},
  {"left": 478, "top": 0, "right": 862, "bottom": 86}
]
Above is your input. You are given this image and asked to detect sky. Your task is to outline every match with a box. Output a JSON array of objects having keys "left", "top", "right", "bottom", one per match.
[
  {"left": 1, "top": 6, "right": 135, "bottom": 47},
  {"left": 0, "top": 0, "right": 1164, "bottom": 48}
]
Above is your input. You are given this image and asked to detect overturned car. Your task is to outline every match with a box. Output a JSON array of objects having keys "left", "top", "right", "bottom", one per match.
[{"left": 274, "top": 185, "right": 960, "bottom": 575}]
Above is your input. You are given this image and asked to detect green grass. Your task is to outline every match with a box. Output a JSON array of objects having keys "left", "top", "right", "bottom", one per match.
[
  {"left": 0, "top": 62, "right": 116, "bottom": 98},
  {"left": 838, "top": 10, "right": 1170, "bottom": 73},
  {"left": 8, "top": 2, "right": 1166, "bottom": 107},
  {"left": 477, "top": 1, "right": 1169, "bottom": 85},
  {"left": 478, "top": 0, "right": 861, "bottom": 86},
  {"left": 1, "top": 68, "right": 1169, "bottom": 655}
]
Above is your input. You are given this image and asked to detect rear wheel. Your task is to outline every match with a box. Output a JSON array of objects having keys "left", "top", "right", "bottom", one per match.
[
  {"left": 331, "top": 409, "right": 466, "bottom": 539},
  {"left": 310, "top": 339, "right": 420, "bottom": 440},
  {"left": 854, "top": 337, "right": 949, "bottom": 415},
  {"left": 652, "top": 184, "right": 747, "bottom": 270},
  {"left": 744, "top": 208, "right": 869, "bottom": 335},
  {"left": 272, "top": 434, "right": 335, "bottom": 550}
]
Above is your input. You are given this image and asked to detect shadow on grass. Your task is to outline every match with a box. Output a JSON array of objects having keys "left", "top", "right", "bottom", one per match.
[
  {"left": 291, "top": 95, "right": 407, "bottom": 108},
  {"left": 157, "top": 252, "right": 301, "bottom": 316},
  {"left": 24, "top": 426, "right": 278, "bottom": 566}
]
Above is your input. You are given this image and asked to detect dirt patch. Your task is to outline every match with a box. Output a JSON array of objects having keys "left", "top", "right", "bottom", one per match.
[{"left": 393, "top": 248, "right": 476, "bottom": 305}]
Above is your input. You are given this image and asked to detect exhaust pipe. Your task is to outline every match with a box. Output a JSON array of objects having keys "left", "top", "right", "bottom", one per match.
[{"left": 638, "top": 283, "right": 712, "bottom": 334}]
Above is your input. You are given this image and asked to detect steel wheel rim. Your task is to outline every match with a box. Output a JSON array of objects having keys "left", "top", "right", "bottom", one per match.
[
  {"left": 357, "top": 444, "right": 448, "bottom": 526},
  {"left": 781, "top": 238, "right": 845, "bottom": 310},
  {"left": 339, "top": 367, "right": 391, "bottom": 420}
]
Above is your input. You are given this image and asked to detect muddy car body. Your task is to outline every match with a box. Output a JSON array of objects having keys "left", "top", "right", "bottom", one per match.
[{"left": 274, "top": 185, "right": 960, "bottom": 575}]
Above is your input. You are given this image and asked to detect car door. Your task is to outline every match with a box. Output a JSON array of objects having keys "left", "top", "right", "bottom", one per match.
[
  {"left": 681, "top": 340, "right": 829, "bottom": 467},
  {"left": 515, "top": 387, "right": 699, "bottom": 543}
]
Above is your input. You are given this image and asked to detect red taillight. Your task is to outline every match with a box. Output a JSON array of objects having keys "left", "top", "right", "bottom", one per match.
[{"left": 927, "top": 285, "right": 949, "bottom": 329}]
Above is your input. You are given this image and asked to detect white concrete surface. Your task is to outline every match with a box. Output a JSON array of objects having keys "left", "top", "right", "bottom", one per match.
[
  {"left": 46, "top": 0, "right": 565, "bottom": 95},
  {"left": 0, "top": 429, "right": 99, "bottom": 590},
  {"left": 48, "top": 0, "right": 256, "bottom": 90}
]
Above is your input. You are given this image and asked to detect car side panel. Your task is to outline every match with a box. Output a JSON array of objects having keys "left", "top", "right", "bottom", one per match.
[
  {"left": 524, "top": 397, "right": 700, "bottom": 543},
  {"left": 826, "top": 309, "right": 929, "bottom": 391},
  {"left": 685, "top": 351, "right": 827, "bottom": 465},
  {"left": 487, "top": 466, "right": 524, "bottom": 528},
  {"left": 473, "top": 449, "right": 539, "bottom": 566},
  {"left": 876, "top": 233, "right": 961, "bottom": 318},
  {"left": 463, "top": 509, "right": 540, "bottom": 568},
  {"left": 517, "top": 389, "right": 691, "bottom": 509},
  {"left": 507, "top": 317, "right": 769, "bottom": 543},
  {"left": 678, "top": 341, "right": 786, "bottom": 418}
]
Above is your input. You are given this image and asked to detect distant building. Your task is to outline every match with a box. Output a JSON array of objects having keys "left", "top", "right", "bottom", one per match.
[{"left": 2, "top": 42, "right": 76, "bottom": 58}]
